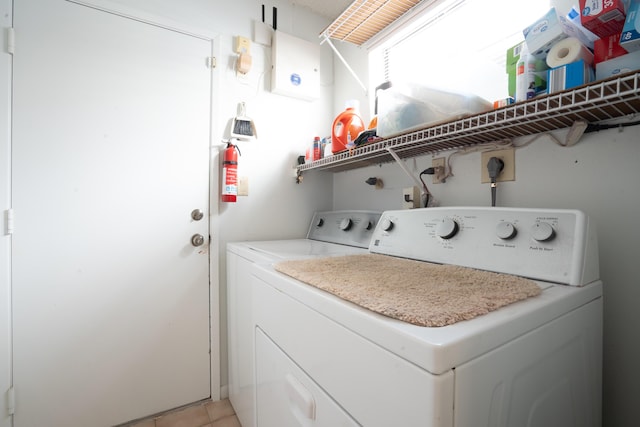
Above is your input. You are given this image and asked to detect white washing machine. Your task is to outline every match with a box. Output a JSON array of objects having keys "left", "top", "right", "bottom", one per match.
[
  {"left": 226, "top": 210, "right": 382, "bottom": 427},
  {"left": 250, "top": 207, "right": 602, "bottom": 427}
]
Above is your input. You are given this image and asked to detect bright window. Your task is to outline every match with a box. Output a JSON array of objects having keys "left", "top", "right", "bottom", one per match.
[{"left": 369, "top": 0, "right": 551, "bottom": 102}]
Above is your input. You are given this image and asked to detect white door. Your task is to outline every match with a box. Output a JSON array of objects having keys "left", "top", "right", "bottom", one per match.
[{"left": 12, "top": 1, "right": 212, "bottom": 426}]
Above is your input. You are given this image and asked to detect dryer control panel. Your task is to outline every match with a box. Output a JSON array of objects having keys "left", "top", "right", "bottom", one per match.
[
  {"left": 369, "top": 207, "right": 599, "bottom": 286},
  {"left": 307, "top": 210, "right": 381, "bottom": 248}
]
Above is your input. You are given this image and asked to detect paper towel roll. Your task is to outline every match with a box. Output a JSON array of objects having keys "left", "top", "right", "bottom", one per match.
[{"left": 546, "top": 37, "right": 594, "bottom": 68}]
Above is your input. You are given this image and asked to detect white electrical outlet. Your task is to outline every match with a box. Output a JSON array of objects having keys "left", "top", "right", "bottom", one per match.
[
  {"left": 402, "top": 186, "right": 420, "bottom": 209},
  {"left": 238, "top": 176, "right": 249, "bottom": 196}
]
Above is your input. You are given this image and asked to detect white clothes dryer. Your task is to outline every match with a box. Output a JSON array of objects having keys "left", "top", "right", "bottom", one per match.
[{"left": 226, "top": 210, "right": 381, "bottom": 427}]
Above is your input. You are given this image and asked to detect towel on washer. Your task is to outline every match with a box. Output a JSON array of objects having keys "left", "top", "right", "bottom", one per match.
[{"left": 274, "top": 253, "right": 542, "bottom": 327}]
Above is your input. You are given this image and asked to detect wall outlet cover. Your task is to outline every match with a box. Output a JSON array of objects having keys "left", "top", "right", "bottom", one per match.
[
  {"left": 238, "top": 176, "right": 249, "bottom": 196},
  {"left": 481, "top": 148, "right": 515, "bottom": 183},
  {"left": 402, "top": 186, "right": 421, "bottom": 209},
  {"left": 432, "top": 157, "right": 446, "bottom": 184}
]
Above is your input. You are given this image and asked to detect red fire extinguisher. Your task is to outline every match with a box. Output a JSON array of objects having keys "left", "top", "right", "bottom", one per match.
[{"left": 222, "top": 142, "right": 240, "bottom": 202}]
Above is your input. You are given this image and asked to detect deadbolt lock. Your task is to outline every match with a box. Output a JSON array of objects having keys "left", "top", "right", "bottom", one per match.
[{"left": 191, "top": 209, "right": 204, "bottom": 221}]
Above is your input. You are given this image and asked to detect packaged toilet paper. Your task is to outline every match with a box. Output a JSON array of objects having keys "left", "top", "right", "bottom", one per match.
[
  {"left": 547, "top": 37, "right": 594, "bottom": 68},
  {"left": 548, "top": 59, "right": 594, "bottom": 93}
]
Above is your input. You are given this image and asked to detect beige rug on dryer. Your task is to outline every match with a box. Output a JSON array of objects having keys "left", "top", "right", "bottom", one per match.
[{"left": 275, "top": 253, "right": 542, "bottom": 327}]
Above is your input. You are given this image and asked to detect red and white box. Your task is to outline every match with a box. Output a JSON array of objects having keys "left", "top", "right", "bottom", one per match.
[
  {"left": 594, "top": 33, "right": 629, "bottom": 63},
  {"left": 580, "top": 0, "right": 629, "bottom": 38}
]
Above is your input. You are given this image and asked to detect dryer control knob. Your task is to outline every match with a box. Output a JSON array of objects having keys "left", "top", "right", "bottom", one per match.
[
  {"left": 531, "top": 222, "right": 555, "bottom": 242},
  {"left": 496, "top": 221, "right": 517, "bottom": 240},
  {"left": 380, "top": 218, "right": 394, "bottom": 232},
  {"left": 436, "top": 218, "right": 459, "bottom": 239},
  {"left": 315, "top": 218, "right": 324, "bottom": 227},
  {"left": 340, "top": 218, "right": 353, "bottom": 231}
]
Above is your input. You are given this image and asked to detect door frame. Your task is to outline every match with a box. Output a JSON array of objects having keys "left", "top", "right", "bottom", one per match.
[{"left": 1, "top": 1, "right": 14, "bottom": 426}]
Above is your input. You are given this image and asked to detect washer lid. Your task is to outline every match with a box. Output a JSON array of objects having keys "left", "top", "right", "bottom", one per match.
[
  {"left": 254, "top": 262, "right": 602, "bottom": 375},
  {"left": 228, "top": 239, "right": 369, "bottom": 262},
  {"left": 246, "top": 239, "right": 369, "bottom": 259}
]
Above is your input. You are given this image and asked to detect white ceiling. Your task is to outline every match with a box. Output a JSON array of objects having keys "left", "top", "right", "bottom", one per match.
[{"left": 292, "top": 0, "right": 353, "bottom": 20}]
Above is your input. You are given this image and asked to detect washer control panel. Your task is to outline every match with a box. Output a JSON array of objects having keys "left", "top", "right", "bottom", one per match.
[
  {"left": 369, "top": 207, "right": 599, "bottom": 286},
  {"left": 307, "top": 210, "right": 381, "bottom": 248}
]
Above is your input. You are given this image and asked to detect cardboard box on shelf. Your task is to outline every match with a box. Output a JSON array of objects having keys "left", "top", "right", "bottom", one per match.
[
  {"left": 579, "top": 0, "right": 629, "bottom": 38},
  {"left": 506, "top": 41, "right": 524, "bottom": 98},
  {"left": 620, "top": 0, "right": 640, "bottom": 51},
  {"left": 524, "top": 7, "right": 596, "bottom": 59},
  {"left": 595, "top": 33, "right": 629, "bottom": 63},
  {"left": 524, "top": 8, "right": 570, "bottom": 58},
  {"left": 595, "top": 49, "right": 640, "bottom": 79}
]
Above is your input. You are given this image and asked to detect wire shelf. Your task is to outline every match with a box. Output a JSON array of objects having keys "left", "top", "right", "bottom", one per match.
[
  {"left": 299, "top": 72, "right": 640, "bottom": 173},
  {"left": 321, "top": 0, "right": 423, "bottom": 46}
]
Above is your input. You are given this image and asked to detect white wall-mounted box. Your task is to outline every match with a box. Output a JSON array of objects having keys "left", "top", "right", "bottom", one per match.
[{"left": 271, "top": 30, "right": 320, "bottom": 101}]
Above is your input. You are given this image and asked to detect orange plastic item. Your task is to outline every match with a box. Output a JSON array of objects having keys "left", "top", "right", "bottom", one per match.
[
  {"left": 331, "top": 108, "right": 364, "bottom": 154},
  {"left": 368, "top": 116, "right": 378, "bottom": 129}
]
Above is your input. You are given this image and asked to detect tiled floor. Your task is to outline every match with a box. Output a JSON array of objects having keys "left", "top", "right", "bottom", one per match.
[{"left": 126, "top": 398, "right": 241, "bottom": 427}]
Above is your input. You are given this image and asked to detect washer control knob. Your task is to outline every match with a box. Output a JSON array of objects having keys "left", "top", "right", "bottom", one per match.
[
  {"left": 315, "top": 218, "right": 324, "bottom": 227},
  {"left": 496, "top": 221, "right": 517, "bottom": 240},
  {"left": 531, "top": 222, "right": 555, "bottom": 242},
  {"left": 365, "top": 221, "right": 374, "bottom": 231},
  {"left": 380, "top": 218, "right": 394, "bottom": 232},
  {"left": 340, "top": 218, "right": 353, "bottom": 231},
  {"left": 436, "top": 218, "right": 459, "bottom": 239}
]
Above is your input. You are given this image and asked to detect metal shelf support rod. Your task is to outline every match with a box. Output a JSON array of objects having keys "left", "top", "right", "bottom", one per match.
[
  {"left": 387, "top": 147, "right": 428, "bottom": 198},
  {"left": 321, "top": 35, "right": 368, "bottom": 94}
]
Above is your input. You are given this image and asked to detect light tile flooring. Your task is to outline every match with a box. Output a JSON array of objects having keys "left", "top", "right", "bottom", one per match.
[{"left": 125, "top": 398, "right": 241, "bottom": 427}]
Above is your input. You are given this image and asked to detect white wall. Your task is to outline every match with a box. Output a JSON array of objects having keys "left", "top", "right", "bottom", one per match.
[
  {"left": 333, "top": 124, "right": 640, "bottom": 427},
  {"left": 213, "top": 26, "right": 335, "bottom": 391}
]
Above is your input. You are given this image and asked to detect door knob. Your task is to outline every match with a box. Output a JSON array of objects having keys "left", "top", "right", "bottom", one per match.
[
  {"left": 191, "top": 234, "right": 206, "bottom": 247},
  {"left": 191, "top": 209, "right": 204, "bottom": 221}
]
